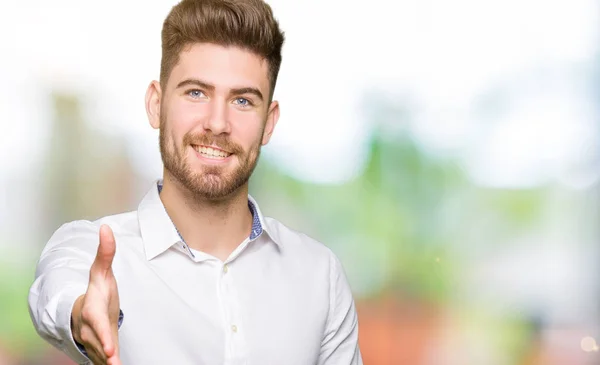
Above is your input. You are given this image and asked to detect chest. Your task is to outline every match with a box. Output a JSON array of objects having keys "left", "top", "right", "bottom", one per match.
[{"left": 114, "top": 251, "right": 329, "bottom": 365}]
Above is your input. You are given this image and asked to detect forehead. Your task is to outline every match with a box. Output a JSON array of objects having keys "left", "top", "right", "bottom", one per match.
[{"left": 169, "top": 43, "right": 270, "bottom": 94}]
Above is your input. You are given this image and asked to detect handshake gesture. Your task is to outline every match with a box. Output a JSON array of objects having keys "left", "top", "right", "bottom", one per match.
[{"left": 71, "top": 225, "right": 122, "bottom": 365}]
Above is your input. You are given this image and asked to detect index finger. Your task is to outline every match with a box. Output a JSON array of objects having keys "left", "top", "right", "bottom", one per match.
[
  {"left": 107, "top": 355, "right": 122, "bottom": 365},
  {"left": 90, "top": 311, "right": 115, "bottom": 357}
]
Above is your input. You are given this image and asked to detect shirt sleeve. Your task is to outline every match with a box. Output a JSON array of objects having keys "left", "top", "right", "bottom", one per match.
[
  {"left": 28, "top": 220, "right": 102, "bottom": 365},
  {"left": 317, "top": 252, "right": 363, "bottom": 365}
]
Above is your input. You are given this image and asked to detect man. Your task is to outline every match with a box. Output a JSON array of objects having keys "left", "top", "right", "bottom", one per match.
[{"left": 28, "top": 0, "right": 363, "bottom": 364}]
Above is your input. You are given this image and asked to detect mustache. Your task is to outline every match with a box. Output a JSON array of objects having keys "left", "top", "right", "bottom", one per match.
[{"left": 183, "top": 132, "right": 244, "bottom": 154}]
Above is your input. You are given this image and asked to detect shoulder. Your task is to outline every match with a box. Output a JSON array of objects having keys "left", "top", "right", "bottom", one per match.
[
  {"left": 49, "top": 210, "right": 139, "bottom": 243},
  {"left": 263, "top": 216, "right": 354, "bottom": 302},
  {"left": 263, "top": 216, "right": 339, "bottom": 267}
]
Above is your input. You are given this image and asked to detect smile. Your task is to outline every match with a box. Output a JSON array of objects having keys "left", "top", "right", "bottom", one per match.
[{"left": 192, "top": 145, "right": 232, "bottom": 160}]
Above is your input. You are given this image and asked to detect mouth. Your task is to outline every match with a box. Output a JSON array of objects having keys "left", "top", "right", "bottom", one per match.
[{"left": 191, "top": 144, "right": 233, "bottom": 160}]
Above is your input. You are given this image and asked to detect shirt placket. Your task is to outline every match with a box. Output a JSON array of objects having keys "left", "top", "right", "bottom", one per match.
[{"left": 220, "top": 261, "right": 247, "bottom": 364}]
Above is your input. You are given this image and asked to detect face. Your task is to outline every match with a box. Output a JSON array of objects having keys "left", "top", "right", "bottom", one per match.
[{"left": 146, "top": 43, "right": 279, "bottom": 201}]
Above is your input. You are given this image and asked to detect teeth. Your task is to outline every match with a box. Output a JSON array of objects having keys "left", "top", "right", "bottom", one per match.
[{"left": 195, "top": 146, "right": 230, "bottom": 158}]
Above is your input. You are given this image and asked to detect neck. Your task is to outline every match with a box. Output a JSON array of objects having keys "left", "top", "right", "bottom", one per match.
[{"left": 159, "top": 171, "right": 253, "bottom": 261}]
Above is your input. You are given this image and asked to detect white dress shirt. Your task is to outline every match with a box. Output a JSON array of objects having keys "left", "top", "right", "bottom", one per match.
[{"left": 28, "top": 180, "right": 363, "bottom": 365}]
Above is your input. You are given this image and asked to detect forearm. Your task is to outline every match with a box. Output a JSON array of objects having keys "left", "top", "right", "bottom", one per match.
[
  {"left": 28, "top": 269, "right": 90, "bottom": 363},
  {"left": 28, "top": 221, "right": 98, "bottom": 364},
  {"left": 71, "top": 294, "right": 86, "bottom": 344}
]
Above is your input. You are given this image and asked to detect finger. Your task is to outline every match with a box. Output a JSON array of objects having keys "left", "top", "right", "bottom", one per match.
[
  {"left": 87, "top": 350, "right": 108, "bottom": 365},
  {"left": 107, "top": 326, "right": 121, "bottom": 365},
  {"left": 91, "top": 224, "right": 116, "bottom": 276},
  {"left": 91, "top": 311, "right": 115, "bottom": 358},
  {"left": 107, "top": 354, "right": 122, "bottom": 365},
  {"left": 79, "top": 326, "right": 106, "bottom": 363},
  {"left": 103, "top": 334, "right": 116, "bottom": 358},
  {"left": 108, "top": 323, "right": 120, "bottom": 359}
]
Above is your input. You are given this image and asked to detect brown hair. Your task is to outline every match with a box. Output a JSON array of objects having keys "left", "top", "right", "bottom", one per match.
[{"left": 160, "top": 0, "right": 285, "bottom": 100}]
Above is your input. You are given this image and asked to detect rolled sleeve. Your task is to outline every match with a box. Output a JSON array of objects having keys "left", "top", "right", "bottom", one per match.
[
  {"left": 28, "top": 221, "right": 99, "bottom": 364},
  {"left": 57, "top": 289, "right": 92, "bottom": 364}
]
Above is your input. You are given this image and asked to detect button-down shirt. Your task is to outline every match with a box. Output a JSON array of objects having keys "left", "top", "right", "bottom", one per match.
[{"left": 28, "top": 180, "right": 363, "bottom": 365}]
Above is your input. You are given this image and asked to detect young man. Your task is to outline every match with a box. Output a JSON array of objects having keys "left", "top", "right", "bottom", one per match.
[{"left": 28, "top": 0, "right": 362, "bottom": 364}]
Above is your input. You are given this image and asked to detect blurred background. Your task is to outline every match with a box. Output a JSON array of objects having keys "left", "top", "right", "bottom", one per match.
[{"left": 1, "top": 0, "right": 599, "bottom": 364}]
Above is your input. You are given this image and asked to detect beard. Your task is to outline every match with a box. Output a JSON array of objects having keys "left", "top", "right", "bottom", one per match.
[{"left": 159, "top": 115, "right": 263, "bottom": 201}]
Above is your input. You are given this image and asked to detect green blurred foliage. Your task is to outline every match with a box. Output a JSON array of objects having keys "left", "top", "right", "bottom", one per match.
[{"left": 0, "top": 260, "right": 45, "bottom": 354}]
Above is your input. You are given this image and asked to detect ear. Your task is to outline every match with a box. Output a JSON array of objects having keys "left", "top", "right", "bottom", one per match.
[
  {"left": 145, "top": 80, "right": 162, "bottom": 129},
  {"left": 262, "top": 100, "right": 280, "bottom": 146}
]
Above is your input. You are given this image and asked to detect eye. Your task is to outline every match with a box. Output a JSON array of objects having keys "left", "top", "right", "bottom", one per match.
[
  {"left": 187, "top": 89, "right": 206, "bottom": 99},
  {"left": 233, "top": 97, "right": 252, "bottom": 107}
]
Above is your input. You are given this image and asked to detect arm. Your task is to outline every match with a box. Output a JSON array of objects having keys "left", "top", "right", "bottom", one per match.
[
  {"left": 318, "top": 253, "right": 363, "bottom": 365},
  {"left": 28, "top": 221, "right": 95, "bottom": 364},
  {"left": 28, "top": 221, "right": 121, "bottom": 365}
]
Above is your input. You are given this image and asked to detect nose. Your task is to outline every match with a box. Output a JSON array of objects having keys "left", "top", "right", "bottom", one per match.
[{"left": 202, "top": 98, "right": 231, "bottom": 135}]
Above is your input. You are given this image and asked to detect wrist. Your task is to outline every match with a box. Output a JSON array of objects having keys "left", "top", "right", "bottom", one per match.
[{"left": 70, "top": 294, "right": 85, "bottom": 343}]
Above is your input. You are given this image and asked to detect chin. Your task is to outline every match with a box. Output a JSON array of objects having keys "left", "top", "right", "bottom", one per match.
[{"left": 184, "top": 174, "right": 238, "bottom": 200}]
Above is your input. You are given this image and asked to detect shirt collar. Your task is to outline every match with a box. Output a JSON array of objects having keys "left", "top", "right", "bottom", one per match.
[
  {"left": 138, "top": 180, "right": 280, "bottom": 260},
  {"left": 247, "top": 193, "right": 280, "bottom": 246},
  {"left": 247, "top": 196, "right": 263, "bottom": 240}
]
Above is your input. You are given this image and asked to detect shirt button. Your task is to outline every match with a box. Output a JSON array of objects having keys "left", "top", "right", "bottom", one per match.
[
  {"left": 223, "top": 265, "right": 229, "bottom": 274},
  {"left": 231, "top": 325, "right": 238, "bottom": 333}
]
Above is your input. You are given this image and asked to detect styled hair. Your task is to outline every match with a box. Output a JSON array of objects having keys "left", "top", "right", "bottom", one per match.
[{"left": 160, "top": 0, "right": 285, "bottom": 100}]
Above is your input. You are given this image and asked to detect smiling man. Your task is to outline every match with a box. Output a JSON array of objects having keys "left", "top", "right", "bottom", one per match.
[{"left": 27, "top": 0, "right": 363, "bottom": 364}]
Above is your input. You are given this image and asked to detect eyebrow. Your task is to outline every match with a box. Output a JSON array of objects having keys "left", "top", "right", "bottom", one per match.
[
  {"left": 230, "top": 87, "right": 263, "bottom": 102},
  {"left": 176, "top": 78, "right": 215, "bottom": 91},
  {"left": 176, "top": 78, "right": 264, "bottom": 101}
]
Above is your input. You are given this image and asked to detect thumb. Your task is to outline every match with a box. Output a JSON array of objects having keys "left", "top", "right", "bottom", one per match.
[{"left": 91, "top": 224, "right": 116, "bottom": 276}]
